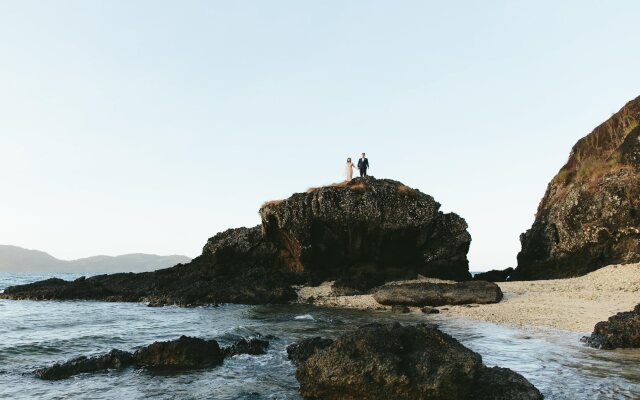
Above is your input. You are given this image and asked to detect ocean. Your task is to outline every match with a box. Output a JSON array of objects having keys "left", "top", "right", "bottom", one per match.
[{"left": 1, "top": 272, "right": 639, "bottom": 399}]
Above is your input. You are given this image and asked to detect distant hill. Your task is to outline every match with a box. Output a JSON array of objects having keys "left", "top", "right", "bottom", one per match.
[{"left": 0, "top": 245, "right": 192, "bottom": 273}]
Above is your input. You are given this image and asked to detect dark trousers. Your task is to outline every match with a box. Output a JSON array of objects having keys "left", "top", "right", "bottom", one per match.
[{"left": 359, "top": 168, "right": 367, "bottom": 177}]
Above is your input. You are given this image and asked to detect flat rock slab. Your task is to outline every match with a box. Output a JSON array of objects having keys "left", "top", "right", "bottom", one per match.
[{"left": 372, "top": 280, "right": 503, "bottom": 307}]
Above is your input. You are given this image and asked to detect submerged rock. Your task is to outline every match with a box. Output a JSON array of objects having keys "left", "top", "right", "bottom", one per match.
[
  {"left": 582, "top": 304, "right": 640, "bottom": 349},
  {"left": 286, "top": 337, "right": 334, "bottom": 365},
  {"left": 372, "top": 280, "right": 503, "bottom": 307},
  {"left": 420, "top": 306, "right": 440, "bottom": 314},
  {"left": 134, "top": 336, "right": 224, "bottom": 369},
  {"left": 295, "top": 323, "right": 542, "bottom": 400},
  {"left": 261, "top": 177, "right": 472, "bottom": 286},
  {"left": 514, "top": 95, "right": 640, "bottom": 280},
  {"left": 34, "top": 349, "right": 134, "bottom": 380},
  {"left": 222, "top": 338, "right": 270, "bottom": 357},
  {"left": 474, "top": 267, "right": 514, "bottom": 282}
]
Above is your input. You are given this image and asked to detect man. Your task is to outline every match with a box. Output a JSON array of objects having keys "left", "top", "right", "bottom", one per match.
[{"left": 357, "top": 152, "right": 369, "bottom": 177}]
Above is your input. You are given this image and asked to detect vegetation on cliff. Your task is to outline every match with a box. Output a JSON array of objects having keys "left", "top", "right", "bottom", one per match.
[{"left": 514, "top": 95, "right": 640, "bottom": 280}]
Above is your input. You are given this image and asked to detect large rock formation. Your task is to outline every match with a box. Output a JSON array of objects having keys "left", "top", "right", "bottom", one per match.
[
  {"left": 1, "top": 226, "right": 297, "bottom": 305},
  {"left": 372, "top": 280, "right": 503, "bottom": 307},
  {"left": 261, "top": 177, "right": 471, "bottom": 284},
  {"left": 294, "top": 323, "right": 542, "bottom": 400},
  {"left": 2, "top": 178, "right": 471, "bottom": 304},
  {"left": 513, "top": 95, "right": 640, "bottom": 280},
  {"left": 34, "top": 336, "right": 269, "bottom": 380},
  {"left": 582, "top": 304, "right": 640, "bottom": 349}
]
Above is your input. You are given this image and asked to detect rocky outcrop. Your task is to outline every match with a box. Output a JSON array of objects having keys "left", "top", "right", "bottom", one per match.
[
  {"left": 295, "top": 323, "right": 542, "bottom": 400},
  {"left": 2, "top": 178, "right": 471, "bottom": 304},
  {"left": 286, "top": 337, "right": 334, "bottom": 365},
  {"left": 261, "top": 177, "right": 471, "bottom": 286},
  {"left": 133, "top": 336, "right": 224, "bottom": 369},
  {"left": 2, "top": 226, "right": 297, "bottom": 305},
  {"left": 372, "top": 280, "right": 502, "bottom": 307},
  {"left": 35, "top": 336, "right": 223, "bottom": 380},
  {"left": 474, "top": 267, "right": 514, "bottom": 282},
  {"left": 34, "top": 349, "right": 134, "bottom": 380},
  {"left": 582, "top": 304, "right": 640, "bottom": 349},
  {"left": 35, "top": 335, "right": 270, "bottom": 380},
  {"left": 222, "top": 338, "right": 269, "bottom": 357},
  {"left": 513, "top": 96, "right": 640, "bottom": 280}
]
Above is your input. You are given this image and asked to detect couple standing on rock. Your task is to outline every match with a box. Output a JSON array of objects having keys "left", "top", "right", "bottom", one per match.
[{"left": 346, "top": 153, "right": 370, "bottom": 181}]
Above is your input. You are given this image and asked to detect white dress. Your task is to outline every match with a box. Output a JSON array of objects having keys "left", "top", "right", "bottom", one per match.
[{"left": 346, "top": 162, "right": 355, "bottom": 181}]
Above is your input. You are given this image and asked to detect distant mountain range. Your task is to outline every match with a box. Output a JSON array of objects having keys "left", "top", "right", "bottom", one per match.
[{"left": 0, "top": 245, "right": 192, "bottom": 273}]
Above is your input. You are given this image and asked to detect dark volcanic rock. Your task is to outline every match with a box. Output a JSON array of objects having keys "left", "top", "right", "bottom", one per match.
[
  {"left": 474, "top": 267, "right": 514, "bottom": 282},
  {"left": 36, "top": 336, "right": 225, "bottom": 380},
  {"left": 582, "top": 304, "right": 640, "bottom": 349},
  {"left": 2, "top": 226, "right": 297, "bottom": 305},
  {"left": 372, "top": 280, "right": 503, "bottom": 307},
  {"left": 295, "top": 323, "right": 541, "bottom": 400},
  {"left": 421, "top": 306, "right": 440, "bottom": 314},
  {"left": 223, "top": 338, "right": 269, "bottom": 357},
  {"left": 3, "top": 178, "right": 471, "bottom": 305},
  {"left": 391, "top": 304, "right": 411, "bottom": 313},
  {"left": 513, "top": 96, "right": 640, "bottom": 280},
  {"left": 134, "top": 336, "right": 224, "bottom": 369},
  {"left": 471, "top": 366, "right": 544, "bottom": 400},
  {"left": 35, "top": 349, "right": 134, "bottom": 380},
  {"left": 260, "top": 177, "right": 472, "bottom": 286},
  {"left": 286, "top": 337, "right": 334, "bottom": 365}
]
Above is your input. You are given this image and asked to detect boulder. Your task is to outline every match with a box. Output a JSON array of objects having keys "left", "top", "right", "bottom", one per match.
[
  {"left": 134, "top": 336, "right": 224, "bottom": 369},
  {"left": 34, "top": 349, "right": 134, "bottom": 380},
  {"left": 261, "top": 177, "right": 472, "bottom": 286},
  {"left": 421, "top": 306, "right": 440, "bottom": 314},
  {"left": 286, "top": 337, "right": 334, "bottom": 365},
  {"left": 391, "top": 304, "right": 411, "bottom": 313},
  {"left": 470, "top": 366, "right": 544, "bottom": 400},
  {"left": 372, "top": 280, "right": 503, "bottom": 307},
  {"left": 295, "top": 323, "right": 541, "bottom": 400},
  {"left": 474, "top": 267, "right": 514, "bottom": 282},
  {"left": 513, "top": 95, "right": 640, "bottom": 280},
  {"left": 222, "top": 338, "right": 269, "bottom": 357},
  {"left": 582, "top": 304, "right": 640, "bottom": 349}
]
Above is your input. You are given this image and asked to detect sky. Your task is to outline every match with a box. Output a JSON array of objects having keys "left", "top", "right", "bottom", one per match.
[{"left": 1, "top": 1, "right": 640, "bottom": 269}]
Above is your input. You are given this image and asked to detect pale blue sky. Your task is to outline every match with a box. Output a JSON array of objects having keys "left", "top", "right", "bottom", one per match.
[{"left": 1, "top": 1, "right": 639, "bottom": 269}]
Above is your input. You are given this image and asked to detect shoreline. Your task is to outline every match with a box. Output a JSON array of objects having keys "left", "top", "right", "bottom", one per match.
[{"left": 296, "top": 263, "right": 640, "bottom": 333}]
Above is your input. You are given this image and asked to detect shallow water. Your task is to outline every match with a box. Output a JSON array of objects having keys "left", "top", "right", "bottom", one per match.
[{"left": 1, "top": 273, "right": 639, "bottom": 399}]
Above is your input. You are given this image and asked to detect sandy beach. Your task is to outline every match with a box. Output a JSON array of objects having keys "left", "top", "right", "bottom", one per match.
[{"left": 296, "top": 263, "right": 640, "bottom": 332}]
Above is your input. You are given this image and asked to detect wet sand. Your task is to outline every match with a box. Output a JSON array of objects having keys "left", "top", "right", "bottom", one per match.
[{"left": 296, "top": 263, "right": 640, "bottom": 332}]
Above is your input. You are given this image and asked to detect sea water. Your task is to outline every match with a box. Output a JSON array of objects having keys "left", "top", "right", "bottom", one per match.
[{"left": 1, "top": 272, "right": 639, "bottom": 400}]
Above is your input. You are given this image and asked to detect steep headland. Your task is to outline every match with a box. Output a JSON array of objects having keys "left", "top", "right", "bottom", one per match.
[
  {"left": 513, "top": 95, "right": 640, "bottom": 280},
  {"left": 1, "top": 177, "right": 472, "bottom": 305}
]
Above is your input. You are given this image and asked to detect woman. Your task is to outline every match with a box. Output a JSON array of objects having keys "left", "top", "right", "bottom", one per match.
[{"left": 345, "top": 157, "right": 356, "bottom": 181}]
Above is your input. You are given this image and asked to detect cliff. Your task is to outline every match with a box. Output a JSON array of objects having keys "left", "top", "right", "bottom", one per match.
[
  {"left": 513, "top": 95, "right": 640, "bottom": 280},
  {"left": 1, "top": 177, "right": 471, "bottom": 304},
  {"left": 260, "top": 177, "right": 471, "bottom": 285}
]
